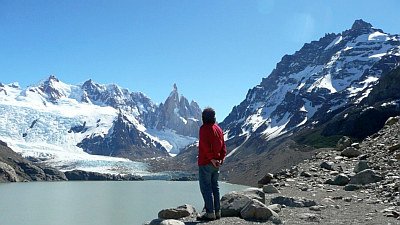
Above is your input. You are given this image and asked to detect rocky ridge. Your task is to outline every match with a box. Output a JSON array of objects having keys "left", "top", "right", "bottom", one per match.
[
  {"left": 0, "top": 140, "right": 144, "bottom": 182},
  {"left": 0, "top": 140, "right": 67, "bottom": 182},
  {"left": 147, "top": 116, "right": 400, "bottom": 224},
  {"left": 218, "top": 20, "right": 400, "bottom": 185}
]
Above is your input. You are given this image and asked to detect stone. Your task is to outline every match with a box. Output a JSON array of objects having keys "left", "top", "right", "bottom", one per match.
[
  {"left": 337, "top": 136, "right": 352, "bottom": 150},
  {"left": 331, "top": 174, "right": 350, "bottom": 186},
  {"left": 358, "top": 154, "right": 369, "bottom": 160},
  {"left": 271, "top": 196, "right": 317, "bottom": 207},
  {"left": 320, "top": 161, "right": 335, "bottom": 170},
  {"left": 149, "top": 219, "right": 185, "bottom": 225},
  {"left": 263, "top": 184, "right": 280, "bottom": 194},
  {"left": 351, "top": 142, "right": 360, "bottom": 149},
  {"left": 158, "top": 204, "right": 195, "bottom": 219},
  {"left": 267, "top": 204, "right": 282, "bottom": 213},
  {"left": 354, "top": 160, "right": 370, "bottom": 173},
  {"left": 385, "top": 116, "right": 399, "bottom": 126},
  {"left": 258, "top": 173, "right": 274, "bottom": 187},
  {"left": 299, "top": 213, "right": 321, "bottom": 222},
  {"left": 221, "top": 191, "right": 252, "bottom": 217},
  {"left": 349, "top": 169, "right": 383, "bottom": 185},
  {"left": 388, "top": 143, "right": 400, "bottom": 152},
  {"left": 269, "top": 212, "right": 283, "bottom": 224},
  {"left": 344, "top": 184, "right": 361, "bottom": 191},
  {"left": 309, "top": 205, "right": 322, "bottom": 211},
  {"left": 343, "top": 197, "right": 352, "bottom": 202},
  {"left": 240, "top": 199, "right": 274, "bottom": 221},
  {"left": 330, "top": 171, "right": 339, "bottom": 176},
  {"left": 242, "top": 188, "right": 265, "bottom": 203},
  {"left": 0, "top": 161, "right": 19, "bottom": 182},
  {"left": 159, "top": 220, "right": 185, "bottom": 225},
  {"left": 300, "top": 171, "right": 312, "bottom": 177},
  {"left": 341, "top": 147, "right": 362, "bottom": 158}
]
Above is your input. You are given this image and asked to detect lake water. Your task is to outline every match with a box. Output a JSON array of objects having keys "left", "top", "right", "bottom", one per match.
[{"left": 0, "top": 181, "right": 248, "bottom": 225}]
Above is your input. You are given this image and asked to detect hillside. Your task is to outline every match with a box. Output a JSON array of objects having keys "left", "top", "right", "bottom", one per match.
[{"left": 146, "top": 116, "right": 400, "bottom": 224}]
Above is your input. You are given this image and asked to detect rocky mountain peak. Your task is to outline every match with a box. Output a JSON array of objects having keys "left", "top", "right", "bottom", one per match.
[
  {"left": 351, "top": 19, "right": 373, "bottom": 31},
  {"left": 152, "top": 83, "right": 202, "bottom": 137},
  {"left": 38, "top": 75, "right": 67, "bottom": 102},
  {"left": 47, "top": 75, "right": 59, "bottom": 82},
  {"left": 221, "top": 19, "right": 400, "bottom": 143}
]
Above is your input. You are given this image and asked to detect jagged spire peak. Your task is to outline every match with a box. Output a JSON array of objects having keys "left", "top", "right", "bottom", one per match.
[{"left": 351, "top": 19, "right": 372, "bottom": 30}]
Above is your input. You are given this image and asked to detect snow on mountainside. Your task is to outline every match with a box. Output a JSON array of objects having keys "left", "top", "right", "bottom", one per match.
[
  {"left": 221, "top": 20, "right": 400, "bottom": 148},
  {"left": 0, "top": 76, "right": 201, "bottom": 174}
]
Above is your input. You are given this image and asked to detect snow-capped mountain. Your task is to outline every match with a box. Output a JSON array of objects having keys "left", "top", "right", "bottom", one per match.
[
  {"left": 221, "top": 20, "right": 400, "bottom": 148},
  {"left": 0, "top": 76, "right": 200, "bottom": 174},
  {"left": 151, "top": 84, "right": 202, "bottom": 138}
]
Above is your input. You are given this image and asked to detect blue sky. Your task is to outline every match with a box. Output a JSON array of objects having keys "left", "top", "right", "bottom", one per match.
[{"left": 1, "top": 0, "right": 399, "bottom": 121}]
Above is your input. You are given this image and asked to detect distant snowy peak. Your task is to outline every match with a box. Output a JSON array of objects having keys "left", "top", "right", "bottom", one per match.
[
  {"left": 29, "top": 75, "right": 72, "bottom": 102},
  {"left": 221, "top": 19, "right": 400, "bottom": 142}
]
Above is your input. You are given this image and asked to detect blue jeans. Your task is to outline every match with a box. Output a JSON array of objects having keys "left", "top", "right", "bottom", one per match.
[{"left": 199, "top": 164, "right": 220, "bottom": 214}]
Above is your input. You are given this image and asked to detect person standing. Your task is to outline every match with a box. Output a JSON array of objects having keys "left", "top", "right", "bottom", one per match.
[{"left": 197, "top": 107, "right": 227, "bottom": 221}]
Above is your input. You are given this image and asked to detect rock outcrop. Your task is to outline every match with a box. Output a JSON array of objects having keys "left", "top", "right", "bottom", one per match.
[
  {"left": 0, "top": 140, "right": 67, "bottom": 182},
  {"left": 64, "top": 170, "right": 143, "bottom": 181}
]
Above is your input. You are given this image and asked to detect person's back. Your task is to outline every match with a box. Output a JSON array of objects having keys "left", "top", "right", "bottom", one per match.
[
  {"left": 197, "top": 107, "right": 226, "bottom": 221},
  {"left": 198, "top": 123, "right": 226, "bottom": 166}
]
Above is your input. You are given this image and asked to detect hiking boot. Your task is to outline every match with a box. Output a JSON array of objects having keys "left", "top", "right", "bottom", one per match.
[
  {"left": 197, "top": 212, "right": 216, "bottom": 221},
  {"left": 215, "top": 210, "right": 221, "bottom": 219}
]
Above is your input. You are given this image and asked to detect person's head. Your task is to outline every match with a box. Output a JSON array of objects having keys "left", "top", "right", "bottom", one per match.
[{"left": 202, "top": 107, "right": 216, "bottom": 124}]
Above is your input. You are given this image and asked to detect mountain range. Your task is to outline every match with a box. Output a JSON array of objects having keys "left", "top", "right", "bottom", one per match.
[
  {"left": 0, "top": 76, "right": 201, "bottom": 174},
  {"left": 1, "top": 19, "right": 400, "bottom": 183},
  {"left": 162, "top": 19, "right": 400, "bottom": 185}
]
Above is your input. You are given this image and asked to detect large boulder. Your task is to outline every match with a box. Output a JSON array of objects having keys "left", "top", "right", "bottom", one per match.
[
  {"left": 263, "top": 185, "right": 280, "bottom": 194},
  {"left": 320, "top": 161, "right": 335, "bottom": 171},
  {"left": 267, "top": 204, "right": 282, "bottom": 213},
  {"left": 337, "top": 136, "right": 352, "bottom": 151},
  {"left": 385, "top": 116, "right": 399, "bottom": 126},
  {"left": 158, "top": 204, "right": 195, "bottom": 220},
  {"left": 341, "top": 147, "right": 362, "bottom": 158},
  {"left": 221, "top": 191, "right": 252, "bottom": 217},
  {"left": 240, "top": 199, "right": 274, "bottom": 221},
  {"left": 271, "top": 196, "right": 317, "bottom": 207},
  {"left": 148, "top": 219, "right": 185, "bottom": 225},
  {"left": 344, "top": 184, "right": 361, "bottom": 191},
  {"left": 353, "top": 160, "right": 370, "bottom": 173},
  {"left": 258, "top": 173, "right": 274, "bottom": 187},
  {"left": 242, "top": 188, "right": 266, "bottom": 203},
  {"left": 349, "top": 169, "right": 383, "bottom": 185},
  {"left": 326, "top": 174, "right": 350, "bottom": 186}
]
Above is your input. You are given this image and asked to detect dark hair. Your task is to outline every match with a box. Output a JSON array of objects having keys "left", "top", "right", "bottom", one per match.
[{"left": 202, "top": 107, "right": 216, "bottom": 124}]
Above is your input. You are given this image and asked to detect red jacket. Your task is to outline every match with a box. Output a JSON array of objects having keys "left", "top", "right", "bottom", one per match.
[{"left": 198, "top": 123, "right": 227, "bottom": 166}]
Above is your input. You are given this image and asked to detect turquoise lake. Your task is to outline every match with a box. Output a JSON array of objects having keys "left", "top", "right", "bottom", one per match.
[{"left": 0, "top": 181, "right": 247, "bottom": 225}]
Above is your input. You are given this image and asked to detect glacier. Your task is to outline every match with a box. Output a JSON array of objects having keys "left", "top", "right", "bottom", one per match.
[{"left": 0, "top": 78, "right": 198, "bottom": 176}]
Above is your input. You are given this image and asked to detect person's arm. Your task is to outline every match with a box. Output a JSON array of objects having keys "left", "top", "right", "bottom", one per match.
[{"left": 219, "top": 139, "right": 226, "bottom": 165}]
